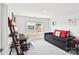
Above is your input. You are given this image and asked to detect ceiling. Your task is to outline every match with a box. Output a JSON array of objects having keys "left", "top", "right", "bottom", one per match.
[{"left": 7, "top": 3, "right": 79, "bottom": 18}]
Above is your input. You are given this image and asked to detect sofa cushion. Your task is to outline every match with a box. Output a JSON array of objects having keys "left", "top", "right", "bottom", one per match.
[
  {"left": 53, "top": 30, "right": 71, "bottom": 38},
  {"left": 53, "top": 30, "right": 62, "bottom": 37},
  {"left": 55, "top": 31, "right": 61, "bottom": 37},
  {"left": 60, "top": 31, "right": 67, "bottom": 38}
]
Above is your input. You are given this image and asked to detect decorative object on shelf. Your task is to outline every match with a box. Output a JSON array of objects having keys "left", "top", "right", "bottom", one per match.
[
  {"left": 68, "top": 18, "right": 77, "bottom": 25},
  {"left": 52, "top": 21, "right": 56, "bottom": 26}
]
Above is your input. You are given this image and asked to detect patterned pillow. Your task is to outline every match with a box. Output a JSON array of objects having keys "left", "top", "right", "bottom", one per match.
[{"left": 55, "top": 31, "right": 61, "bottom": 37}]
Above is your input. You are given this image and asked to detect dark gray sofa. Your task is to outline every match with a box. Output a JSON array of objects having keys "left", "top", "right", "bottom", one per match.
[{"left": 44, "top": 32, "right": 75, "bottom": 51}]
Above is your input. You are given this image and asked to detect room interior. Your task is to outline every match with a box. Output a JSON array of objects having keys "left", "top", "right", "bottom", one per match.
[{"left": 0, "top": 3, "right": 79, "bottom": 55}]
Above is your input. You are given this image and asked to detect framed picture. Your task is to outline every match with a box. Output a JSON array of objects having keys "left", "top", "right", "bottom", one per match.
[
  {"left": 26, "top": 22, "right": 43, "bottom": 33},
  {"left": 68, "top": 18, "right": 77, "bottom": 25}
]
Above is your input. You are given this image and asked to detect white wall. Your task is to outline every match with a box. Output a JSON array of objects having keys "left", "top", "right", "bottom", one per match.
[
  {"left": 0, "top": 4, "right": 1, "bottom": 55},
  {"left": 0, "top": 4, "right": 8, "bottom": 55},
  {"left": 15, "top": 16, "right": 50, "bottom": 35},
  {"left": 50, "top": 12, "right": 79, "bottom": 38},
  {"left": 14, "top": 16, "right": 50, "bottom": 41}
]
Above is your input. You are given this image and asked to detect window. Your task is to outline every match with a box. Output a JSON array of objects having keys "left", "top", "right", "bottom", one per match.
[{"left": 26, "top": 22, "right": 43, "bottom": 33}]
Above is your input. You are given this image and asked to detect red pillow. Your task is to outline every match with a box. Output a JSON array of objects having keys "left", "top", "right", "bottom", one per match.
[{"left": 60, "top": 31, "right": 67, "bottom": 38}]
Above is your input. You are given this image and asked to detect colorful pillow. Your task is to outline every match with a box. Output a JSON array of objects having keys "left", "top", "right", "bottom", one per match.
[
  {"left": 53, "top": 29, "right": 68, "bottom": 38},
  {"left": 55, "top": 31, "right": 61, "bottom": 37},
  {"left": 60, "top": 31, "right": 67, "bottom": 38},
  {"left": 53, "top": 30, "right": 62, "bottom": 37}
]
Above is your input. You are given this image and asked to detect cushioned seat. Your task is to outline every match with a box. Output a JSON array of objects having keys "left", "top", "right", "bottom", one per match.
[{"left": 44, "top": 32, "right": 75, "bottom": 51}]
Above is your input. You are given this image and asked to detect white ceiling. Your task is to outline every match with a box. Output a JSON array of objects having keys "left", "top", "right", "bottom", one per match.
[{"left": 7, "top": 3, "right": 79, "bottom": 18}]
